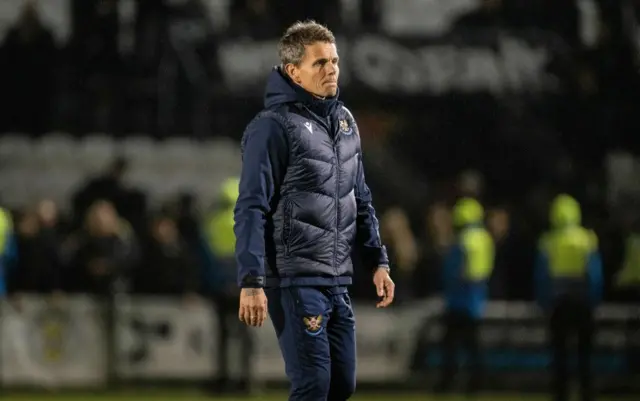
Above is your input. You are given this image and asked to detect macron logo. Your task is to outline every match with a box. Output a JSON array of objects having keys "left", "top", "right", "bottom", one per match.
[{"left": 304, "top": 121, "right": 313, "bottom": 133}]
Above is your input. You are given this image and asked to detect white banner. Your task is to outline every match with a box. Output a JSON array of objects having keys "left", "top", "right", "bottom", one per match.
[
  {"left": 353, "top": 304, "right": 404, "bottom": 380},
  {"left": 218, "top": 37, "right": 351, "bottom": 91},
  {"left": 253, "top": 301, "right": 411, "bottom": 382},
  {"left": 0, "top": 295, "right": 635, "bottom": 386},
  {"left": 381, "top": 0, "right": 478, "bottom": 36},
  {"left": 218, "top": 34, "right": 554, "bottom": 95},
  {"left": 0, "top": 295, "right": 107, "bottom": 387},
  {"left": 0, "top": 0, "right": 70, "bottom": 45},
  {"left": 253, "top": 313, "right": 285, "bottom": 380},
  {"left": 114, "top": 296, "right": 217, "bottom": 379}
]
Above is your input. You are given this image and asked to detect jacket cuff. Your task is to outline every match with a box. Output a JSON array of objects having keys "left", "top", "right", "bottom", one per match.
[
  {"left": 374, "top": 265, "right": 390, "bottom": 274},
  {"left": 374, "top": 245, "right": 390, "bottom": 268},
  {"left": 362, "top": 247, "right": 390, "bottom": 272},
  {"left": 239, "top": 275, "right": 266, "bottom": 288}
]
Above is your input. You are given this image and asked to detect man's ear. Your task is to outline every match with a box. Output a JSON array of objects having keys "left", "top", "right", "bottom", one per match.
[{"left": 285, "top": 63, "right": 301, "bottom": 84}]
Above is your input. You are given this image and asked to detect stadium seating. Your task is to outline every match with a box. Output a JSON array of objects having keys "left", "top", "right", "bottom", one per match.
[{"left": 0, "top": 134, "right": 242, "bottom": 210}]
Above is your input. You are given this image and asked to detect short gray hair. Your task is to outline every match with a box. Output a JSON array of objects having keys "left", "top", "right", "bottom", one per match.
[{"left": 278, "top": 20, "right": 336, "bottom": 66}]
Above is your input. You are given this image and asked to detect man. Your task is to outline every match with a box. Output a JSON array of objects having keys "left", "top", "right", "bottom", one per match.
[
  {"left": 233, "top": 20, "right": 395, "bottom": 401},
  {"left": 615, "top": 214, "right": 640, "bottom": 297},
  {"left": 436, "top": 198, "right": 494, "bottom": 394},
  {"left": 535, "top": 194, "right": 602, "bottom": 401},
  {"left": 0, "top": 207, "right": 17, "bottom": 297},
  {"left": 201, "top": 177, "right": 253, "bottom": 392}
]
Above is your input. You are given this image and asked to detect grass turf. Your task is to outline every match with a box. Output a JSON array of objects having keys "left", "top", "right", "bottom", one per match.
[{"left": 0, "top": 393, "right": 634, "bottom": 401}]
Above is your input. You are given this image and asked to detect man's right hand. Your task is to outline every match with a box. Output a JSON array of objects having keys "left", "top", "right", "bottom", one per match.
[{"left": 239, "top": 288, "right": 268, "bottom": 327}]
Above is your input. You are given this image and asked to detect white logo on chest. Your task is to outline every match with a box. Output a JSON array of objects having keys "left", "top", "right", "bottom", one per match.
[{"left": 304, "top": 121, "right": 313, "bottom": 133}]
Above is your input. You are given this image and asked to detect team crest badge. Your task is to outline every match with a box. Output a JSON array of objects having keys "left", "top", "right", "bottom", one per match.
[
  {"left": 303, "top": 315, "right": 324, "bottom": 336},
  {"left": 339, "top": 119, "right": 352, "bottom": 135}
]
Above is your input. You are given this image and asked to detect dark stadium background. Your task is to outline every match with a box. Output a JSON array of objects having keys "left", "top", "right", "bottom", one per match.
[{"left": 0, "top": 0, "right": 639, "bottom": 400}]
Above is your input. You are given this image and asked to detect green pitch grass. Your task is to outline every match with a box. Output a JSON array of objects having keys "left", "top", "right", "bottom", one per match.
[{"left": 0, "top": 392, "right": 635, "bottom": 401}]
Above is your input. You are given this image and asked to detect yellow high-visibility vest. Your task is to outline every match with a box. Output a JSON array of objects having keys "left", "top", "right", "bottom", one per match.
[
  {"left": 461, "top": 227, "right": 495, "bottom": 281},
  {"left": 205, "top": 207, "right": 236, "bottom": 258},
  {"left": 539, "top": 226, "right": 597, "bottom": 278},
  {"left": 616, "top": 234, "right": 640, "bottom": 287},
  {"left": 0, "top": 208, "right": 13, "bottom": 255}
]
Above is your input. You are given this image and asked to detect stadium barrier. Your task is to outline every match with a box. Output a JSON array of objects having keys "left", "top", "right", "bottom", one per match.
[{"left": 0, "top": 295, "right": 638, "bottom": 392}]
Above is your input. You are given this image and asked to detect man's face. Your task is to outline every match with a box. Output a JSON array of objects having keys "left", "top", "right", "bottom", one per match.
[
  {"left": 287, "top": 42, "right": 339, "bottom": 98},
  {"left": 488, "top": 209, "right": 510, "bottom": 240}
]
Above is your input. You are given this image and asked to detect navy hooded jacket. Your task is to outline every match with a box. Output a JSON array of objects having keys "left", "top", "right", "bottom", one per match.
[{"left": 234, "top": 67, "right": 389, "bottom": 288}]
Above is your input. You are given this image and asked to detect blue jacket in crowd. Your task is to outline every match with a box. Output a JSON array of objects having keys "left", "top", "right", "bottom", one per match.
[{"left": 234, "top": 67, "right": 388, "bottom": 288}]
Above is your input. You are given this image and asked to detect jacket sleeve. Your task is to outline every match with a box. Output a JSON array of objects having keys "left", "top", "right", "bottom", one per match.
[
  {"left": 234, "top": 116, "right": 288, "bottom": 288},
  {"left": 354, "top": 152, "right": 389, "bottom": 270}
]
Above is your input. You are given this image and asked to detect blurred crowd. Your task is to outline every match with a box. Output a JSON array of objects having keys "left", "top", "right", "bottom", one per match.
[
  {"left": 1, "top": 0, "right": 640, "bottom": 304},
  {"left": 0, "top": 158, "right": 637, "bottom": 307},
  {"left": 0, "top": 158, "right": 204, "bottom": 300}
]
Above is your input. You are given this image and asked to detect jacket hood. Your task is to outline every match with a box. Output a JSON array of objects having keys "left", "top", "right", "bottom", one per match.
[
  {"left": 220, "top": 177, "right": 240, "bottom": 204},
  {"left": 550, "top": 194, "right": 581, "bottom": 228},
  {"left": 263, "top": 67, "right": 340, "bottom": 117},
  {"left": 453, "top": 197, "right": 484, "bottom": 227}
]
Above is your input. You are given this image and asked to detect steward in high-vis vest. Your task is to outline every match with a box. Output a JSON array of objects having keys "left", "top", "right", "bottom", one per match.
[
  {"left": 0, "top": 208, "right": 17, "bottom": 297},
  {"left": 615, "top": 232, "right": 640, "bottom": 299},
  {"left": 200, "top": 177, "right": 253, "bottom": 393},
  {"left": 535, "top": 194, "right": 602, "bottom": 401},
  {"left": 436, "top": 198, "right": 494, "bottom": 394},
  {"left": 203, "top": 177, "right": 239, "bottom": 294}
]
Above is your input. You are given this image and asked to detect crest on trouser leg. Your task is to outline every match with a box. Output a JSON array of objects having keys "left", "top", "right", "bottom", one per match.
[{"left": 303, "top": 315, "right": 324, "bottom": 336}]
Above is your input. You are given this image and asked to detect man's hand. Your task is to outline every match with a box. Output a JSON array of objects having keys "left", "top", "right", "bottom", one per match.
[
  {"left": 373, "top": 267, "right": 395, "bottom": 308},
  {"left": 239, "top": 288, "right": 268, "bottom": 327}
]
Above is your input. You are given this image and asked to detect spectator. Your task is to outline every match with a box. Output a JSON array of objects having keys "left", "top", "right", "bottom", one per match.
[
  {"left": 72, "top": 157, "right": 130, "bottom": 228},
  {"left": 380, "top": 206, "right": 418, "bottom": 302},
  {"left": 161, "top": 193, "right": 201, "bottom": 252},
  {"left": 415, "top": 202, "right": 455, "bottom": 298},
  {"left": 456, "top": 170, "right": 485, "bottom": 201},
  {"left": 10, "top": 209, "right": 61, "bottom": 294},
  {"left": 486, "top": 207, "right": 512, "bottom": 299},
  {"left": 199, "top": 177, "right": 253, "bottom": 392},
  {"left": 133, "top": 215, "right": 199, "bottom": 297},
  {"left": 37, "top": 199, "right": 65, "bottom": 268},
  {"left": 65, "top": 200, "right": 138, "bottom": 295}
]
